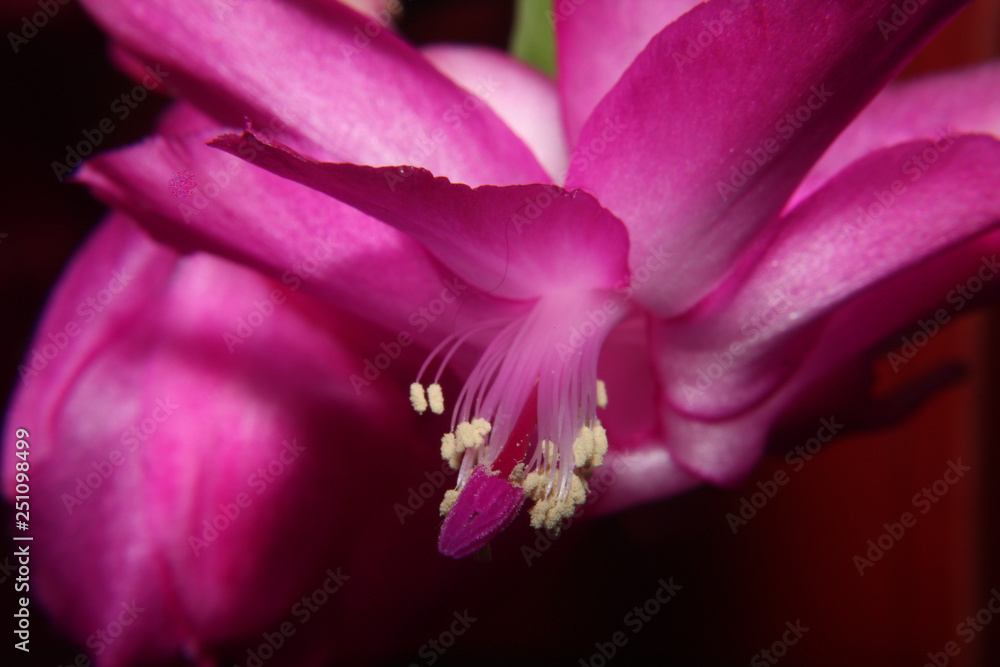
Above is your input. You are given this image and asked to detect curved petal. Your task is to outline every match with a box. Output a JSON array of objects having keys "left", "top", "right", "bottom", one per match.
[
  {"left": 655, "top": 392, "right": 784, "bottom": 488},
  {"left": 78, "top": 0, "right": 548, "bottom": 187},
  {"left": 153, "top": 100, "right": 222, "bottom": 137},
  {"left": 590, "top": 318, "right": 703, "bottom": 514},
  {"left": 791, "top": 59, "right": 1000, "bottom": 207},
  {"left": 2, "top": 214, "right": 481, "bottom": 666},
  {"left": 658, "top": 135, "right": 1000, "bottom": 417},
  {"left": 422, "top": 44, "right": 569, "bottom": 182},
  {"left": 657, "top": 227, "right": 1000, "bottom": 485},
  {"left": 652, "top": 136, "right": 1000, "bottom": 483},
  {"left": 566, "top": 0, "right": 970, "bottom": 317},
  {"left": 556, "top": 0, "right": 700, "bottom": 145},
  {"left": 209, "top": 130, "right": 632, "bottom": 299},
  {"left": 77, "top": 122, "right": 523, "bottom": 347},
  {"left": 594, "top": 440, "right": 704, "bottom": 514}
]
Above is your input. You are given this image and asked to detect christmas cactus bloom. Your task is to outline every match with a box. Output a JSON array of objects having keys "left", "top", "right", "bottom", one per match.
[
  {"left": 6, "top": 0, "right": 1000, "bottom": 661},
  {"left": 73, "top": 0, "right": 1000, "bottom": 551}
]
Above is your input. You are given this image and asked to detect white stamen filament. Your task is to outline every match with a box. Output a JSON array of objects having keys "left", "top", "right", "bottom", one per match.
[{"left": 411, "top": 291, "right": 628, "bottom": 542}]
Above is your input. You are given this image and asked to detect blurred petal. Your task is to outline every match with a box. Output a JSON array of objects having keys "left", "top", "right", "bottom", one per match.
[
  {"left": 3, "top": 214, "right": 472, "bottom": 665},
  {"left": 78, "top": 0, "right": 548, "bottom": 186}
]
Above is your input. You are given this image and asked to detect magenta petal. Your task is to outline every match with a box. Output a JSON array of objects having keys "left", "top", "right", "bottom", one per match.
[
  {"left": 438, "top": 465, "right": 525, "bottom": 558},
  {"left": 152, "top": 100, "right": 221, "bottom": 137},
  {"left": 2, "top": 215, "right": 413, "bottom": 663},
  {"left": 792, "top": 60, "right": 1000, "bottom": 207},
  {"left": 581, "top": 317, "right": 704, "bottom": 512},
  {"left": 651, "top": 135, "right": 1000, "bottom": 483},
  {"left": 566, "top": 0, "right": 969, "bottom": 317},
  {"left": 557, "top": 0, "right": 700, "bottom": 145},
  {"left": 657, "top": 398, "right": 782, "bottom": 487},
  {"left": 592, "top": 441, "right": 703, "bottom": 515},
  {"left": 660, "top": 135, "right": 1000, "bottom": 416},
  {"left": 77, "top": 126, "right": 522, "bottom": 346},
  {"left": 78, "top": 0, "right": 548, "bottom": 186},
  {"left": 423, "top": 44, "right": 569, "bottom": 181},
  {"left": 210, "top": 131, "right": 631, "bottom": 299},
  {"left": 3, "top": 214, "right": 496, "bottom": 665}
]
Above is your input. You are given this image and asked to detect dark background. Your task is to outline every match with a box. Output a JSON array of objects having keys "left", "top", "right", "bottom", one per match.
[{"left": 2, "top": 1, "right": 1000, "bottom": 665}]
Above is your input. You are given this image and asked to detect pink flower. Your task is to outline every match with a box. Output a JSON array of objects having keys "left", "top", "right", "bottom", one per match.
[{"left": 5, "top": 0, "right": 1000, "bottom": 664}]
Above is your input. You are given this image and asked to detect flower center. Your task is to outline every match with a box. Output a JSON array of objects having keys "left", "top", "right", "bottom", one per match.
[{"left": 409, "top": 290, "right": 625, "bottom": 558}]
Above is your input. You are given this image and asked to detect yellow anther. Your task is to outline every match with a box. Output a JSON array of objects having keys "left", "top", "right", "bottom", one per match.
[
  {"left": 592, "top": 423, "right": 608, "bottom": 467},
  {"left": 439, "top": 489, "right": 459, "bottom": 516},
  {"left": 572, "top": 426, "right": 596, "bottom": 468},
  {"left": 409, "top": 382, "right": 428, "bottom": 414},
  {"left": 455, "top": 418, "right": 491, "bottom": 450},
  {"left": 441, "top": 432, "right": 462, "bottom": 469},
  {"left": 427, "top": 383, "right": 445, "bottom": 415}
]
